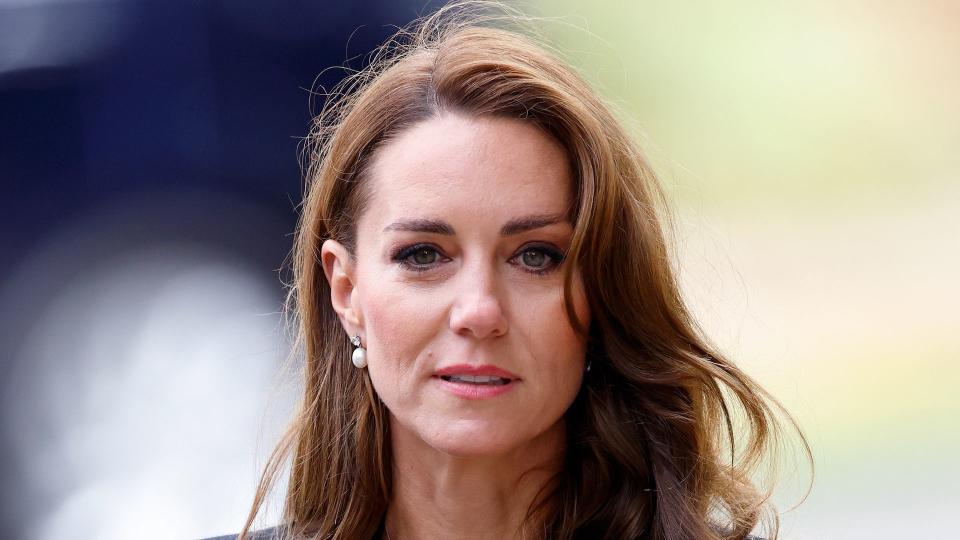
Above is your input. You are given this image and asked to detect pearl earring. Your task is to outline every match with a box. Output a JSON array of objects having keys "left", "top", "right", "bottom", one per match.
[{"left": 350, "top": 335, "right": 367, "bottom": 369}]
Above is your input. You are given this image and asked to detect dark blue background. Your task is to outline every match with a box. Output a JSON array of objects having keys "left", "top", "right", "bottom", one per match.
[{"left": 0, "top": 1, "right": 442, "bottom": 536}]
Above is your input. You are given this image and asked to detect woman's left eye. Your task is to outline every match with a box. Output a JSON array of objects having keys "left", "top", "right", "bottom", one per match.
[
  {"left": 512, "top": 245, "right": 564, "bottom": 274},
  {"left": 521, "top": 250, "right": 548, "bottom": 268}
]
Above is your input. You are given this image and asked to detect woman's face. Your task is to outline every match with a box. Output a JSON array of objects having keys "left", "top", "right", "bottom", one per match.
[{"left": 324, "top": 113, "right": 589, "bottom": 457}]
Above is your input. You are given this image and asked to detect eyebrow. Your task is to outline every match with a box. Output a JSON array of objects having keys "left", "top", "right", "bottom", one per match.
[
  {"left": 383, "top": 218, "right": 455, "bottom": 235},
  {"left": 499, "top": 213, "right": 567, "bottom": 235},
  {"left": 382, "top": 213, "right": 567, "bottom": 236}
]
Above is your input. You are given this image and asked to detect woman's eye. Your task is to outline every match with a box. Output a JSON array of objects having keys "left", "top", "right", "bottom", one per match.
[
  {"left": 513, "top": 245, "right": 564, "bottom": 274},
  {"left": 521, "top": 249, "right": 548, "bottom": 268},
  {"left": 410, "top": 247, "right": 438, "bottom": 265},
  {"left": 393, "top": 244, "right": 445, "bottom": 272}
]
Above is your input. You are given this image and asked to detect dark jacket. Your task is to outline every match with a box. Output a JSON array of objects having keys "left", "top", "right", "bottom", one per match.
[
  {"left": 200, "top": 526, "right": 283, "bottom": 540},
  {"left": 200, "top": 527, "right": 766, "bottom": 540}
]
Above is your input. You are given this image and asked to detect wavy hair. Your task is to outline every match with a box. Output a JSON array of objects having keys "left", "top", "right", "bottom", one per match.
[{"left": 241, "top": 2, "right": 811, "bottom": 539}]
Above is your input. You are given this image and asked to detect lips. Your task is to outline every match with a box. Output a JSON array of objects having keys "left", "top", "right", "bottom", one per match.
[
  {"left": 432, "top": 364, "right": 520, "bottom": 399},
  {"left": 440, "top": 374, "right": 510, "bottom": 385},
  {"left": 433, "top": 364, "right": 519, "bottom": 382}
]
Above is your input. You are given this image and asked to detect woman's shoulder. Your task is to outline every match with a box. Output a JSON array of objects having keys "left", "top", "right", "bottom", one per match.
[{"left": 198, "top": 525, "right": 283, "bottom": 540}]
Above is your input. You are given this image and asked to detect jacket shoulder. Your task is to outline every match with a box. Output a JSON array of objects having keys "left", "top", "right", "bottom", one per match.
[{"left": 198, "top": 526, "right": 283, "bottom": 540}]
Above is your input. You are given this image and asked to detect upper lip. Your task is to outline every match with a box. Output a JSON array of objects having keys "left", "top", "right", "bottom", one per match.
[{"left": 433, "top": 364, "right": 520, "bottom": 380}]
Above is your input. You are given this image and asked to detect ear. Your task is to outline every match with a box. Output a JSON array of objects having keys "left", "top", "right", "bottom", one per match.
[{"left": 320, "top": 239, "right": 364, "bottom": 335}]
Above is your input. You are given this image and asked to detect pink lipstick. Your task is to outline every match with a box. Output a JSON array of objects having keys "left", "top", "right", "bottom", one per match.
[{"left": 432, "top": 364, "right": 520, "bottom": 400}]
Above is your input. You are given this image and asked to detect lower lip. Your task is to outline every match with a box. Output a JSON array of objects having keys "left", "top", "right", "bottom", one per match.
[{"left": 433, "top": 376, "right": 517, "bottom": 400}]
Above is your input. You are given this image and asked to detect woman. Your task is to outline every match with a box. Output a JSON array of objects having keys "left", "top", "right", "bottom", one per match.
[{"left": 230, "top": 3, "right": 810, "bottom": 539}]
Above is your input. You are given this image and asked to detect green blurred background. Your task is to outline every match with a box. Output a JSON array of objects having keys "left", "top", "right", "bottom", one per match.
[{"left": 533, "top": 1, "right": 959, "bottom": 537}]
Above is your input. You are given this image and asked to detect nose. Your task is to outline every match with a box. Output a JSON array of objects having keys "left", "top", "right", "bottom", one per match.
[{"left": 448, "top": 262, "right": 508, "bottom": 340}]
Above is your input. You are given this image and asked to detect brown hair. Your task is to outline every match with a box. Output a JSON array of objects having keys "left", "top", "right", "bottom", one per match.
[{"left": 242, "top": 2, "right": 811, "bottom": 539}]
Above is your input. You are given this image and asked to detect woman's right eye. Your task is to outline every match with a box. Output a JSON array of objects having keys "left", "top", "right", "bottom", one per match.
[
  {"left": 394, "top": 244, "right": 444, "bottom": 271},
  {"left": 410, "top": 247, "right": 437, "bottom": 265}
]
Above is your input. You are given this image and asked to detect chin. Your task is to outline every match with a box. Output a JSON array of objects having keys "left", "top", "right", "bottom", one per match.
[
  {"left": 421, "top": 420, "right": 529, "bottom": 458},
  {"left": 434, "top": 416, "right": 571, "bottom": 460}
]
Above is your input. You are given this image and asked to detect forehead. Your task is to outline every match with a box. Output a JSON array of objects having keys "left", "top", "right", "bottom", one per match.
[{"left": 361, "top": 113, "right": 573, "bottom": 229}]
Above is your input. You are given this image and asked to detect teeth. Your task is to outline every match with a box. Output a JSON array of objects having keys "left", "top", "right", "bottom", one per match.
[{"left": 441, "top": 374, "right": 510, "bottom": 385}]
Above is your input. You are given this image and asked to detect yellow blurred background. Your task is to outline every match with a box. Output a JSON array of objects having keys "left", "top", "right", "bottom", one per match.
[{"left": 534, "top": 1, "right": 959, "bottom": 537}]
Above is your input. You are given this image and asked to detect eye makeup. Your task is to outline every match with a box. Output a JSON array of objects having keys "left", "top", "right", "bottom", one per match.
[
  {"left": 390, "top": 243, "right": 451, "bottom": 273},
  {"left": 508, "top": 243, "right": 566, "bottom": 276},
  {"left": 389, "top": 241, "right": 566, "bottom": 276}
]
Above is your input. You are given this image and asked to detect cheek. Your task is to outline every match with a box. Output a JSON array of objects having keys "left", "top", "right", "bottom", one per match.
[
  {"left": 356, "top": 273, "right": 445, "bottom": 395},
  {"left": 547, "top": 276, "right": 590, "bottom": 356},
  {"left": 362, "top": 285, "right": 419, "bottom": 356},
  {"left": 525, "top": 281, "right": 589, "bottom": 397},
  {"left": 360, "top": 291, "right": 413, "bottom": 408}
]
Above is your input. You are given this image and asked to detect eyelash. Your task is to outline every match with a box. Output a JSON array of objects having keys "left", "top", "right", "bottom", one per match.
[
  {"left": 391, "top": 243, "right": 566, "bottom": 276},
  {"left": 392, "top": 243, "right": 451, "bottom": 273}
]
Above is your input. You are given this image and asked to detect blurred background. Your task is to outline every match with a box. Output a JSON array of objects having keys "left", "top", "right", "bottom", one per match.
[{"left": 1, "top": 0, "right": 956, "bottom": 538}]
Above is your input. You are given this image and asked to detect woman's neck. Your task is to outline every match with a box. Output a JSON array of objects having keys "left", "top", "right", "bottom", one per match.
[{"left": 384, "top": 419, "right": 566, "bottom": 540}]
